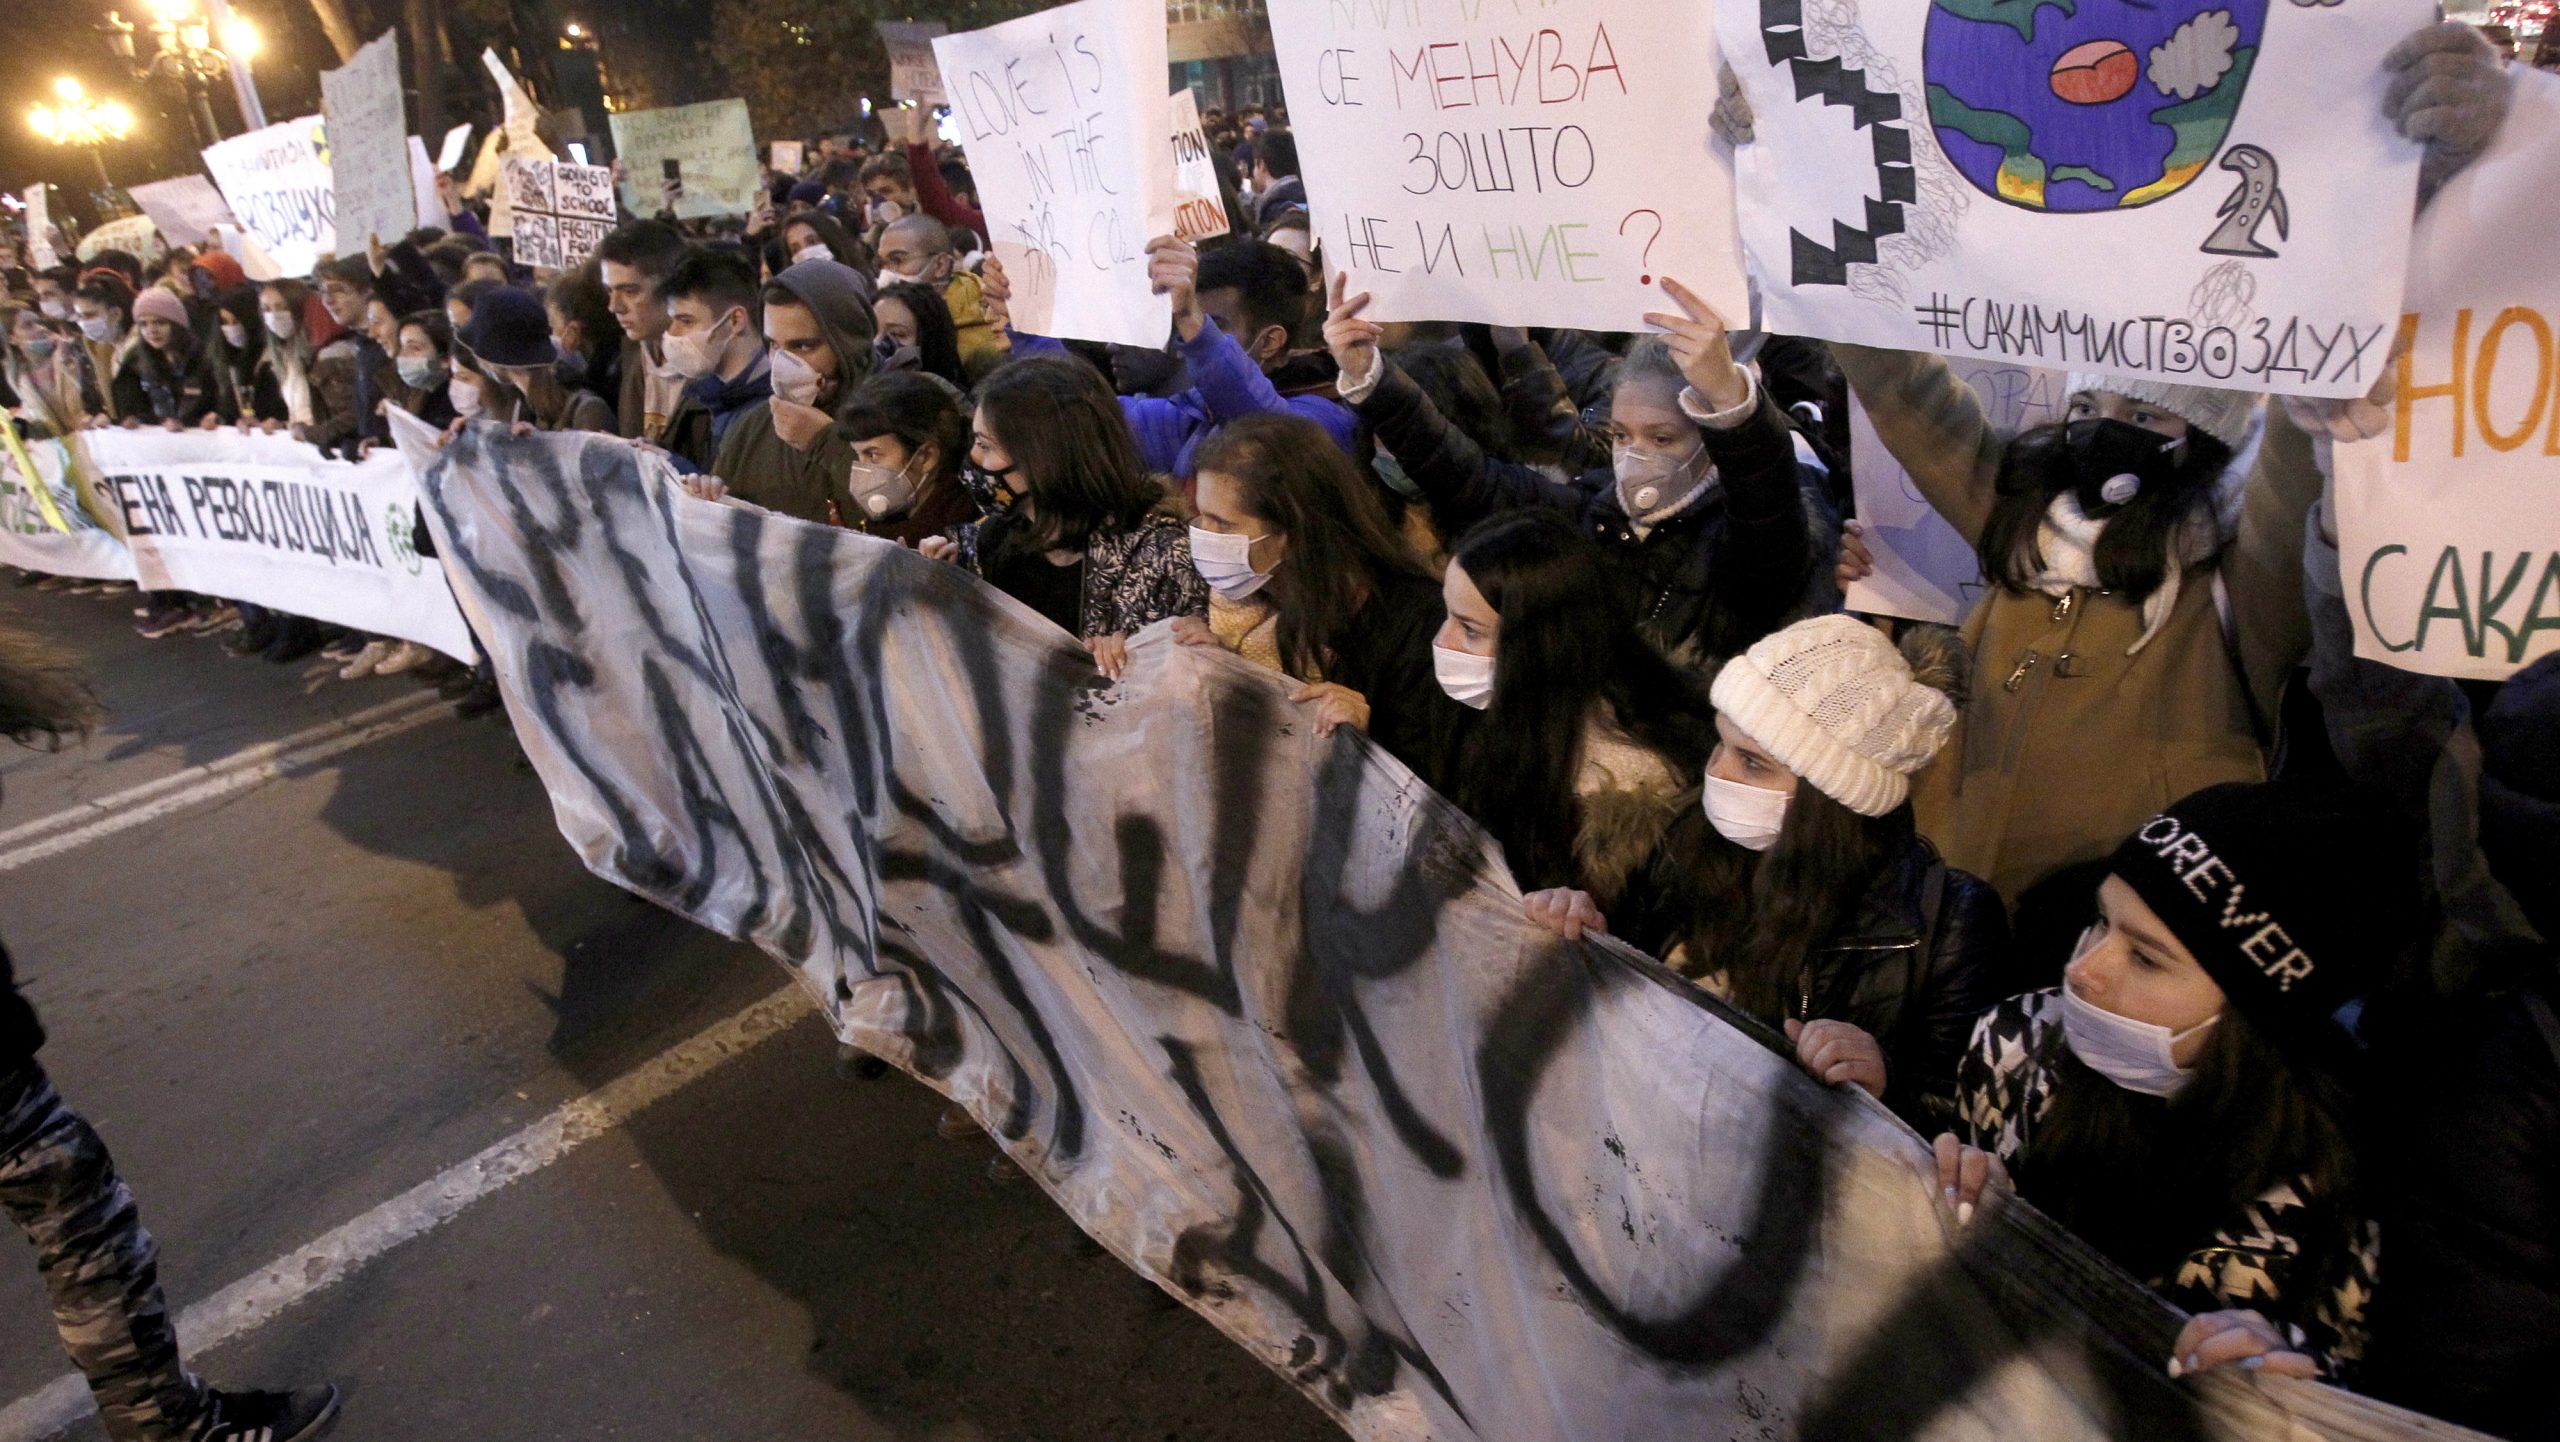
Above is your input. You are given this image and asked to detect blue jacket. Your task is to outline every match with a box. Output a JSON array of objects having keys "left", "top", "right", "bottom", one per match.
[{"left": 1014, "top": 317, "right": 1358, "bottom": 480}]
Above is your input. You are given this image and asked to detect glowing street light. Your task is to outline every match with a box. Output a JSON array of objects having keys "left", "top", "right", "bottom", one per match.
[
  {"left": 100, "top": 0, "right": 261, "bottom": 146},
  {"left": 29, "top": 77, "right": 134, "bottom": 193}
]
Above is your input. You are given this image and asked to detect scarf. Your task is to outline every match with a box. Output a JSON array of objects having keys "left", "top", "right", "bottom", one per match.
[
  {"left": 1208, "top": 593, "right": 1302, "bottom": 679},
  {"left": 2023, "top": 494, "right": 2224, "bottom": 656}
]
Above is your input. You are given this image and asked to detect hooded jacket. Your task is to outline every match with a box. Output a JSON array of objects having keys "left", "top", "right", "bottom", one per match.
[
  {"left": 665, "top": 348, "right": 772, "bottom": 473},
  {"left": 711, "top": 260, "right": 875, "bottom": 524}
]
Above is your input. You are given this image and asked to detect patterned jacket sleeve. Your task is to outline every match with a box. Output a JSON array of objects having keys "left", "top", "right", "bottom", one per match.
[{"left": 2164, "top": 1185, "right": 2379, "bottom": 1380}]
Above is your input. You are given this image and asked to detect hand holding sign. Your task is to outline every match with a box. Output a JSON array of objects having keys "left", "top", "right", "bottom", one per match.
[
  {"left": 1322, "top": 272, "right": 1383, "bottom": 385},
  {"left": 1147, "top": 236, "right": 1202, "bottom": 340}
]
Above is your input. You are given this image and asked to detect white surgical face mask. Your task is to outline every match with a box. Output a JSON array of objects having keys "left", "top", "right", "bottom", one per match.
[
  {"left": 768, "top": 345, "right": 825, "bottom": 407},
  {"left": 662, "top": 311, "right": 736, "bottom": 381},
  {"left": 1702, "top": 773, "right": 1791, "bottom": 852},
  {"left": 448, "top": 373, "right": 484, "bottom": 419},
  {"left": 1612, "top": 441, "right": 1709, "bottom": 525},
  {"left": 38, "top": 298, "right": 70, "bottom": 322},
  {"left": 398, "top": 355, "right": 442, "bottom": 390},
  {"left": 262, "top": 310, "right": 296, "bottom": 339},
  {"left": 78, "top": 315, "right": 116, "bottom": 343},
  {"left": 792, "top": 243, "right": 833, "bottom": 267},
  {"left": 221, "top": 322, "right": 249, "bottom": 349},
  {"left": 844, "top": 452, "right": 921, "bottom": 521},
  {"left": 1432, "top": 643, "right": 1495, "bottom": 710},
  {"left": 2059, "top": 926, "right": 2221, "bottom": 1098},
  {"left": 875, "top": 266, "right": 924, "bottom": 295},
  {"left": 1187, "top": 524, "right": 1272, "bottom": 601}
]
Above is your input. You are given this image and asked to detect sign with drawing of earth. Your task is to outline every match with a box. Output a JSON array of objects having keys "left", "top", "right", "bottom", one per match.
[{"left": 1923, "top": 0, "right": 2267, "bottom": 212}]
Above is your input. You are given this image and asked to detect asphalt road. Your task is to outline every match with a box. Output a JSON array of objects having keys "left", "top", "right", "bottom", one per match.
[{"left": 0, "top": 583, "right": 1338, "bottom": 1442}]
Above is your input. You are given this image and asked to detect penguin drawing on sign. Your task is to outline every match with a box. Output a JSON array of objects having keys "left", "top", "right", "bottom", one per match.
[{"left": 2200, "top": 145, "right": 2289, "bottom": 258}]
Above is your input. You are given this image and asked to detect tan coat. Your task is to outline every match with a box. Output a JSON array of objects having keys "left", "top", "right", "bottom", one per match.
[{"left": 1834, "top": 344, "right": 2320, "bottom": 906}]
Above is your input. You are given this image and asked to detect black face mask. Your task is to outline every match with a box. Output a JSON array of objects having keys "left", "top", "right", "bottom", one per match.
[
  {"left": 2064, "top": 417, "right": 2186, "bottom": 517},
  {"left": 959, "top": 461, "right": 1017, "bottom": 518}
]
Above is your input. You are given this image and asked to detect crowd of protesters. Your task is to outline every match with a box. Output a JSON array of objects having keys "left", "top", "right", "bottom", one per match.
[{"left": 0, "top": 18, "right": 2554, "bottom": 1442}]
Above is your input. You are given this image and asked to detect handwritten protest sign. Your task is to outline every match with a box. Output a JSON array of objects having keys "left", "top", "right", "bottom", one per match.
[
  {"left": 320, "top": 30, "right": 415, "bottom": 249},
  {"left": 1847, "top": 360, "right": 2064, "bottom": 625},
  {"left": 1169, "top": 89, "right": 1229, "bottom": 243},
  {"left": 76, "top": 216, "right": 165, "bottom": 266},
  {"left": 128, "top": 176, "right": 238, "bottom": 247},
  {"left": 201, "top": 115, "right": 336, "bottom": 278},
  {"left": 500, "top": 157, "right": 615, "bottom": 270},
  {"left": 609, "top": 99, "right": 760, "bottom": 220},
  {"left": 933, "top": 0, "right": 1175, "bottom": 348},
  {"left": 1264, "top": 0, "right": 1747, "bottom": 328},
  {"left": 2334, "top": 67, "right": 2560, "bottom": 682},
  {"left": 880, "top": 21, "right": 949, "bottom": 106},
  {"left": 1719, "top": 0, "right": 2430, "bottom": 400},
  {"left": 22, "top": 186, "right": 55, "bottom": 270}
]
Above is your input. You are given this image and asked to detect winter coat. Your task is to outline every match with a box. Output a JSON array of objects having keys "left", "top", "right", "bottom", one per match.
[
  {"left": 112, "top": 339, "right": 219, "bottom": 427},
  {"left": 959, "top": 506, "right": 1208, "bottom": 641},
  {"left": 304, "top": 336, "right": 378, "bottom": 455},
  {"left": 1013, "top": 317, "right": 1361, "bottom": 481},
  {"left": 942, "top": 272, "right": 1007, "bottom": 386},
  {"left": 1352, "top": 358, "right": 1818, "bottom": 665},
  {"left": 712, "top": 264, "right": 873, "bottom": 523},
  {"left": 1833, "top": 344, "right": 2318, "bottom": 906},
  {"left": 2363, "top": 984, "right": 2560, "bottom": 1440},
  {"left": 1959, "top": 989, "right": 2381, "bottom": 1378},
  {"left": 664, "top": 351, "right": 772, "bottom": 474}
]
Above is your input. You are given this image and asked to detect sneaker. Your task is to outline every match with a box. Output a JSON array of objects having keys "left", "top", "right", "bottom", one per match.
[
  {"left": 265, "top": 621, "right": 325, "bottom": 666},
  {"left": 372, "top": 641, "right": 431, "bottom": 676},
  {"left": 136, "top": 605, "right": 193, "bottom": 639},
  {"left": 189, "top": 1383, "right": 341, "bottom": 1442},
  {"left": 187, "top": 604, "right": 243, "bottom": 635},
  {"left": 338, "top": 640, "right": 393, "bottom": 681},
  {"left": 320, "top": 634, "right": 368, "bottom": 662}
]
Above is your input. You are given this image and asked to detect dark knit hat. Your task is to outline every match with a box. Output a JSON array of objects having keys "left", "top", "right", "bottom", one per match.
[
  {"left": 2109, "top": 782, "right": 2423, "bottom": 1069},
  {"left": 2479, "top": 651, "right": 2560, "bottom": 944},
  {"left": 459, "top": 286, "right": 556, "bottom": 369}
]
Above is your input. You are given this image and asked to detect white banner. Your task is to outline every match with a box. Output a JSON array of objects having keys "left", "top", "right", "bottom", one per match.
[
  {"left": 0, "top": 437, "right": 135, "bottom": 583},
  {"left": 200, "top": 115, "right": 338, "bottom": 279},
  {"left": 1169, "top": 90, "right": 1230, "bottom": 244},
  {"left": 2334, "top": 66, "right": 2560, "bottom": 683},
  {"left": 609, "top": 99, "right": 761, "bottom": 220},
  {"left": 321, "top": 30, "right": 416, "bottom": 250},
  {"left": 128, "top": 175, "right": 240, "bottom": 247},
  {"left": 81, "top": 427, "right": 471, "bottom": 658},
  {"left": 1846, "top": 360, "right": 2064, "bottom": 626},
  {"left": 880, "top": 20, "right": 949, "bottom": 106},
  {"left": 23, "top": 186, "right": 55, "bottom": 271},
  {"left": 934, "top": 0, "right": 1175, "bottom": 348},
  {"left": 1719, "top": 0, "right": 2429, "bottom": 399},
  {"left": 1267, "top": 0, "right": 1747, "bottom": 328}
]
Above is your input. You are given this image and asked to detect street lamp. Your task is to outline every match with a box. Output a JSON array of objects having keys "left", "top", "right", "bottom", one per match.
[
  {"left": 100, "top": 0, "right": 257, "bottom": 147},
  {"left": 29, "top": 76, "right": 134, "bottom": 194}
]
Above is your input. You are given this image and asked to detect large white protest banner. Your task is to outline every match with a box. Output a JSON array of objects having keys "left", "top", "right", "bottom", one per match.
[
  {"left": 0, "top": 437, "right": 133, "bottom": 583},
  {"left": 201, "top": 115, "right": 337, "bottom": 279},
  {"left": 609, "top": 99, "right": 760, "bottom": 221},
  {"left": 407, "top": 412, "right": 2495, "bottom": 1442},
  {"left": 1846, "top": 360, "right": 2064, "bottom": 625},
  {"left": 880, "top": 20, "right": 949, "bottom": 106},
  {"left": 320, "top": 31, "right": 416, "bottom": 250},
  {"left": 1265, "top": 0, "right": 1747, "bottom": 329},
  {"left": 933, "top": 0, "right": 1175, "bottom": 348},
  {"left": 1719, "top": 0, "right": 2430, "bottom": 400},
  {"left": 128, "top": 175, "right": 239, "bottom": 247},
  {"left": 1169, "top": 89, "right": 1229, "bottom": 244},
  {"left": 2334, "top": 67, "right": 2560, "bottom": 683},
  {"left": 83, "top": 427, "right": 471, "bottom": 659}
]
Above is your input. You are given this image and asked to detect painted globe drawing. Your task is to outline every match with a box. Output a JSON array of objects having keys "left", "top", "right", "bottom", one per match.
[{"left": 1923, "top": 0, "right": 2268, "bottom": 212}]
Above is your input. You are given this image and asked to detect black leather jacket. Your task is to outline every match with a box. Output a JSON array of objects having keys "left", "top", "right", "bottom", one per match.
[{"left": 1789, "top": 840, "right": 2014, "bottom": 1131}]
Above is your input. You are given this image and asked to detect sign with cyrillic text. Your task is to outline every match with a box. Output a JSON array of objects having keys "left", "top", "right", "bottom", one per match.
[
  {"left": 2335, "top": 66, "right": 2560, "bottom": 681},
  {"left": 1719, "top": 0, "right": 2430, "bottom": 398},
  {"left": 128, "top": 175, "right": 240, "bottom": 247},
  {"left": 1266, "top": 0, "right": 1748, "bottom": 328},
  {"left": 201, "top": 115, "right": 337, "bottom": 279},
  {"left": 933, "top": 0, "right": 1175, "bottom": 348}
]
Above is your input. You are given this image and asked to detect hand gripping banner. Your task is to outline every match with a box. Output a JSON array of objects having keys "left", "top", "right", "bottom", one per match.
[{"left": 402, "top": 414, "right": 2486, "bottom": 1442}]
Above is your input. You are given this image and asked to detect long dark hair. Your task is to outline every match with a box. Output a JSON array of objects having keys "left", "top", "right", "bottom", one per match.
[
  {"left": 2020, "top": 1002, "right": 2362, "bottom": 1288},
  {"left": 1444, "top": 510, "right": 1715, "bottom": 891},
  {"left": 1670, "top": 786, "right": 1916, "bottom": 1021},
  {"left": 877, "top": 280, "right": 966, "bottom": 390},
  {"left": 1399, "top": 341, "right": 1512, "bottom": 459},
  {"left": 976, "top": 356, "right": 1168, "bottom": 553},
  {"left": 1192, "top": 413, "right": 1431, "bottom": 678},
  {"left": 840, "top": 369, "right": 967, "bottom": 492},
  {"left": 1977, "top": 420, "right": 2235, "bottom": 605}
]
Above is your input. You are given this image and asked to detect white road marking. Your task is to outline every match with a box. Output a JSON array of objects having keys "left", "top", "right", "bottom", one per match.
[
  {"left": 0, "top": 693, "right": 452, "bottom": 874},
  {"left": 0, "top": 984, "right": 816, "bottom": 1442}
]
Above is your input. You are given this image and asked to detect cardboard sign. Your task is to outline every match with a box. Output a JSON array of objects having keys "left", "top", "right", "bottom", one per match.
[
  {"left": 880, "top": 21, "right": 950, "bottom": 106},
  {"left": 76, "top": 215, "right": 166, "bottom": 266},
  {"left": 1169, "top": 90, "right": 1229, "bottom": 244},
  {"left": 128, "top": 175, "right": 240, "bottom": 247},
  {"left": 320, "top": 30, "right": 415, "bottom": 249},
  {"left": 1719, "top": 0, "right": 2431, "bottom": 399},
  {"left": 609, "top": 99, "right": 761, "bottom": 220},
  {"left": 2333, "top": 66, "right": 2560, "bottom": 681},
  {"left": 1846, "top": 360, "right": 2066, "bottom": 626},
  {"left": 933, "top": 0, "right": 1176, "bottom": 348},
  {"left": 499, "top": 157, "right": 615, "bottom": 270},
  {"left": 22, "top": 186, "right": 56, "bottom": 271},
  {"left": 201, "top": 115, "right": 337, "bottom": 278},
  {"left": 1265, "top": 0, "right": 1749, "bottom": 328}
]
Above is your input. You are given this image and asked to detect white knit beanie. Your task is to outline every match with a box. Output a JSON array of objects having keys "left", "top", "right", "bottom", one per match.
[
  {"left": 2064, "top": 372, "right": 2259, "bottom": 452},
  {"left": 1708, "top": 616, "right": 1959, "bottom": 818}
]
